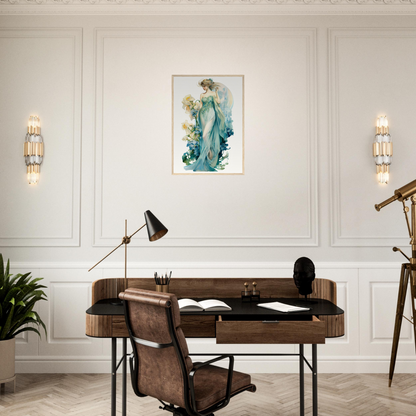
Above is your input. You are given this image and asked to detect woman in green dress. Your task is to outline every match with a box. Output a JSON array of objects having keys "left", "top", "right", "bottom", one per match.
[{"left": 184, "top": 78, "right": 232, "bottom": 172}]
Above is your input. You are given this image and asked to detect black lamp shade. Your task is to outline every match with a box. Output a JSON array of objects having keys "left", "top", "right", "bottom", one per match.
[{"left": 144, "top": 210, "right": 168, "bottom": 242}]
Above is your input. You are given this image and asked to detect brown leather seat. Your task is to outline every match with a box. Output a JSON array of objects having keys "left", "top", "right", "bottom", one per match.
[{"left": 119, "top": 288, "right": 256, "bottom": 416}]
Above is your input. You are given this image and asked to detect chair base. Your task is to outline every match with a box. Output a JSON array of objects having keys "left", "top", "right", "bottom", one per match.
[{"left": 159, "top": 402, "right": 214, "bottom": 416}]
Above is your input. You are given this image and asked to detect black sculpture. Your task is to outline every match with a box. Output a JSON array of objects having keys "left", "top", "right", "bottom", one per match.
[{"left": 293, "top": 257, "right": 315, "bottom": 297}]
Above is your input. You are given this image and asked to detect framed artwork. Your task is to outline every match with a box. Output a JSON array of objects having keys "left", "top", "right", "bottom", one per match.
[{"left": 172, "top": 75, "right": 244, "bottom": 174}]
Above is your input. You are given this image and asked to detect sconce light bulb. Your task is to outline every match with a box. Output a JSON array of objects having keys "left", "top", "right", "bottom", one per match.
[
  {"left": 27, "top": 172, "right": 39, "bottom": 185},
  {"left": 377, "top": 171, "right": 389, "bottom": 185}
]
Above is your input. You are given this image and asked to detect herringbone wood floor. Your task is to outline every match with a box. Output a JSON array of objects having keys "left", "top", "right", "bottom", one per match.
[{"left": 1, "top": 373, "right": 416, "bottom": 415}]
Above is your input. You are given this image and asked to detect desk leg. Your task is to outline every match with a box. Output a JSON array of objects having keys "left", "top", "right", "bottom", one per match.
[
  {"left": 122, "top": 338, "right": 127, "bottom": 416},
  {"left": 299, "top": 344, "right": 304, "bottom": 416},
  {"left": 111, "top": 338, "right": 117, "bottom": 416},
  {"left": 312, "top": 344, "right": 318, "bottom": 416}
]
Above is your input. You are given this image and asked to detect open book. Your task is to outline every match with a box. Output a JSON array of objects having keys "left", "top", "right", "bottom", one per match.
[
  {"left": 257, "top": 301, "right": 310, "bottom": 313},
  {"left": 178, "top": 299, "right": 232, "bottom": 312}
]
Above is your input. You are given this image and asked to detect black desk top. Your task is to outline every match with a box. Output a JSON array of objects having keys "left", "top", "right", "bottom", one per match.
[{"left": 86, "top": 298, "right": 343, "bottom": 318}]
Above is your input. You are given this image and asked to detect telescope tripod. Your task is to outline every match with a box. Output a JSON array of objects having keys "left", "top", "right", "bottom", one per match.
[
  {"left": 388, "top": 263, "right": 416, "bottom": 387},
  {"left": 376, "top": 183, "right": 416, "bottom": 386}
]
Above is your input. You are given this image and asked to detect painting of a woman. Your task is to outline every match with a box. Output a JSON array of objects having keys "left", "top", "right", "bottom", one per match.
[
  {"left": 184, "top": 78, "right": 234, "bottom": 172},
  {"left": 172, "top": 75, "right": 243, "bottom": 174}
]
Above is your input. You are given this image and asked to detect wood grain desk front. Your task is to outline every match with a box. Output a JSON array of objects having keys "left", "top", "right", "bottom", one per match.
[{"left": 86, "top": 277, "right": 344, "bottom": 341}]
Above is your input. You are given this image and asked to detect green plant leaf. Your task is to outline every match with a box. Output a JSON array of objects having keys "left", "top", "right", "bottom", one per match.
[
  {"left": 5, "top": 258, "right": 10, "bottom": 279},
  {"left": 33, "top": 311, "right": 47, "bottom": 337},
  {"left": 0, "top": 256, "right": 48, "bottom": 340},
  {"left": 0, "top": 301, "right": 14, "bottom": 339},
  {"left": 0, "top": 254, "right": 4, "bottom": 286},
  {"left": 4, "top": 288, "right": 19, "bottom": 305},
  {"left": 11, "top": 273, "right": 32, "bottom": 288},
  {"left": 12, "top": 326, "right": 42, "bottom": 339}
]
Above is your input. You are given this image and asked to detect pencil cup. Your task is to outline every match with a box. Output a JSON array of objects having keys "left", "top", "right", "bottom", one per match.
[{"left": 156, "top": 285, "right": 169, "bottom": 293}]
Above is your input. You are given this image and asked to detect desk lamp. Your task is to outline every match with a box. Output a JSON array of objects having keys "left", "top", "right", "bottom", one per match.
[{"left": 88, "top": 210, "right": 168, "bottom": 302}]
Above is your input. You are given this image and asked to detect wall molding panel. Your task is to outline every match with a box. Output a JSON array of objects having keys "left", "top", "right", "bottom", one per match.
[
  {"left": 10, "top": 261, "right": 415, "bottom": 374},
  {"left": 0, "top": 28, "right": 82, "bottom": 247},
  {"left": 329, "top": 28, "right": 416, "bottom": 247},
  {"left": 3, "top": 14, "right": 416, "bottom": 376},
  {"left": 93, "top": 28, "right": 318, "bottom": 248}
]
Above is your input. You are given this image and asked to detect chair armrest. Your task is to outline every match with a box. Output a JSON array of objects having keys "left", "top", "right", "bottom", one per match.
[{"left": 188, "top": 355, "right": 234, "bottom": 415}]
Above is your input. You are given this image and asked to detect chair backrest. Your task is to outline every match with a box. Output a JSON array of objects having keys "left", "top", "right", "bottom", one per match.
[{"left": 119, "top": 288, "right": 193, "bottom": 409}]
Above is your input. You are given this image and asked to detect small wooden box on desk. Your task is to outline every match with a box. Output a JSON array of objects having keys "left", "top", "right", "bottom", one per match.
[{"left": 86, "top": 277, "right": 344, "bottom": 342}]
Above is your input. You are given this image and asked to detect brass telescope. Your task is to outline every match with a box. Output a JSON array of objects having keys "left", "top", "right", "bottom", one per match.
[
  {"left": 375, "top": 178, "right": 416, "bottom": 211},
  {"left": 375, "top": 178, "right": 416, "bottom": 387}
]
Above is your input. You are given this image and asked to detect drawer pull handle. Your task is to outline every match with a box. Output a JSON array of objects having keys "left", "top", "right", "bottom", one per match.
[{"left": 262, "top": 320, "right": 280, "bottom": 323}]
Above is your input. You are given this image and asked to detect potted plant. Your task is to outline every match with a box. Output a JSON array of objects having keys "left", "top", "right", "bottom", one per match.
[{"left": 0, "top": 254, "right": 47, "bottom": 386}]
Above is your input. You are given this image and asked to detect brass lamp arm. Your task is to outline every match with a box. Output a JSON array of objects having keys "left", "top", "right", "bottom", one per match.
[
  {"left": 128, "top": 223, "right": 146, "bottom": 240},
  {"left": 88, "top": 223, "right": 147, "bottom": 273},
  {"left": 88, "top": 241, "right": 125, "bottom": 272}
]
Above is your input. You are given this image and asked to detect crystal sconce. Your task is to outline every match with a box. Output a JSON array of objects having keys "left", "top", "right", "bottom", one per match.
[
  {"left": 24, "top": 116, "right": 44, "bottom": 185},
  {"left": 373, "top": 115, "right": 392, "bottom": 184}
]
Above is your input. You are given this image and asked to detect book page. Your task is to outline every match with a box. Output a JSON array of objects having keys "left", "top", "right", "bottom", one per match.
[
  {"left": 257, "top": 301, "right": 310, "bottom": 313},
  {"left": 198, "top": 299, "right": 231, "bottom": 310},
  {"left": 178, "top": 299, "right": 203, "bottom": 310}
]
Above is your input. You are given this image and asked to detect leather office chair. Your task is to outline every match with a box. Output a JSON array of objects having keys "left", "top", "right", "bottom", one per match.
[{"left": 119, "top": 288, "right": 256, "bottom": 416}]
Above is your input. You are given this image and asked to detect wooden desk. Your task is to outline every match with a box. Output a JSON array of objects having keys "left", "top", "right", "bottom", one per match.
[{"left": 86, "top": 278, "right": 344, "bottom": 416}]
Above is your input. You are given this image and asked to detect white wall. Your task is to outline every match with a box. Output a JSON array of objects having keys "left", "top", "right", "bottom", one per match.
[{"left": 1, "top": 9, "right": 416, "bottom": 373}]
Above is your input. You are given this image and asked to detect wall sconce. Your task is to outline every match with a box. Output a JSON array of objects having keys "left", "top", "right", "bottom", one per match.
[
  {"left": 24, "top": 116, "right": 44, "bottom": 185},
  {"left": 373, "top": 115, "right": 392, "bottom": 184}
]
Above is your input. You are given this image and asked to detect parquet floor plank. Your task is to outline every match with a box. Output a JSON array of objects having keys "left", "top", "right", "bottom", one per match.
[{"left": 1, "top": 373, "right": 416, "bottom": 415}]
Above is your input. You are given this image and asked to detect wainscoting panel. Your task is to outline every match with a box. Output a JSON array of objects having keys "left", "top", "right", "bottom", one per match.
[
  {"left": 311, "top": 268, "right": 360, "bottom": 359},
  {"left": 51, "top": 282, "right": 91, "bottom": 341},
  {"left": 12, "top": 262, "right": 416, "bottom": 374},
  {"left": 36, "top": 268, "right": 105, "bottom": 359},
  {"left": 93, "top": 28, "right": 318, "bottom": 248},
  {"left": 359, "top": 268, "right": 415, "bottom": 361}
]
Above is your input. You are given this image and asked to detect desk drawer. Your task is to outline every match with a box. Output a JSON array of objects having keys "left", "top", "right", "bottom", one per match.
[
  {"left": 216, "top": 316, "right": 325, "bottom": 344},
  {"left": 181, "top": 315, "right": 216, "bottom": 338}
]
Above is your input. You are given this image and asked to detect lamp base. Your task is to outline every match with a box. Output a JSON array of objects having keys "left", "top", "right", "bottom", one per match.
[{"left": 108, "top": 298, "right": 123, "bottom": 306}]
